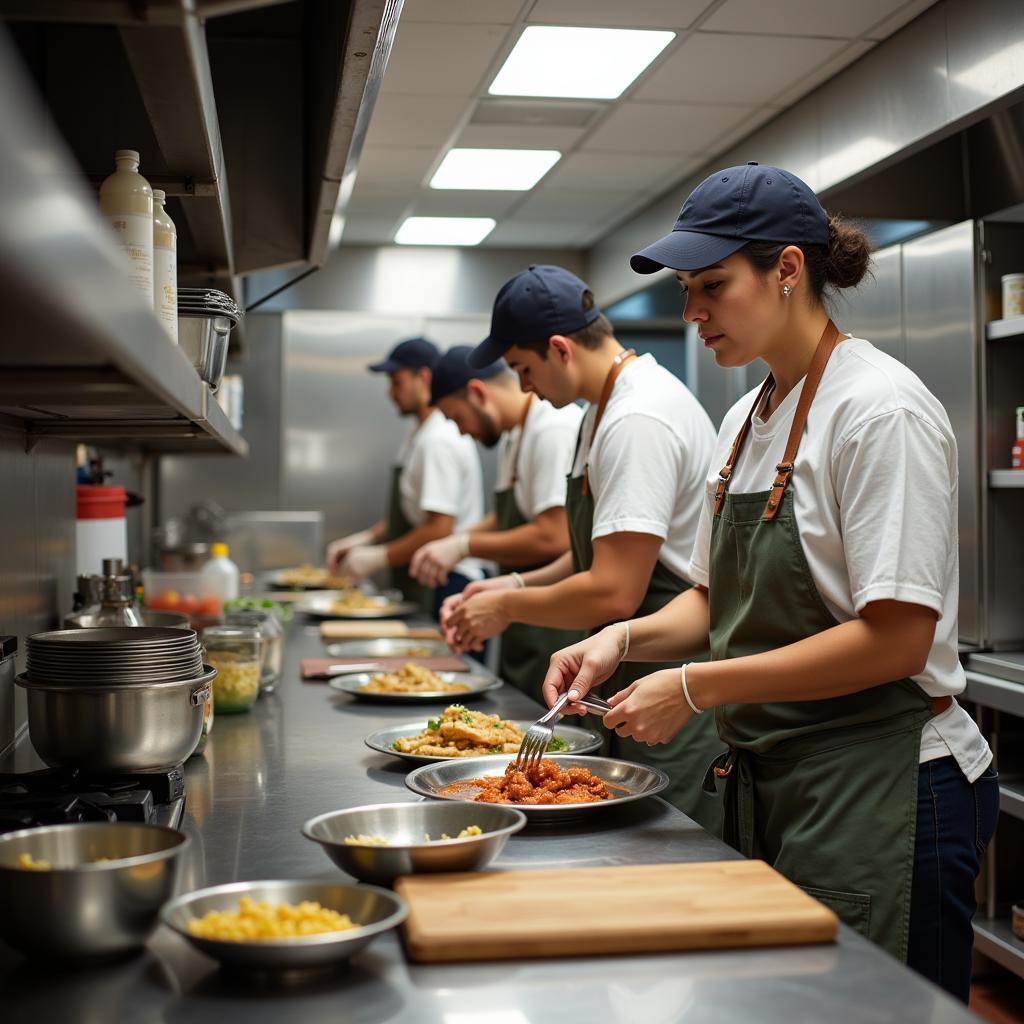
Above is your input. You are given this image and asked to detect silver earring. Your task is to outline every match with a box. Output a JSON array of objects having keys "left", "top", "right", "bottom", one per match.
[{"left": 782, "top": 285, "right": 792, "bottom": 297}]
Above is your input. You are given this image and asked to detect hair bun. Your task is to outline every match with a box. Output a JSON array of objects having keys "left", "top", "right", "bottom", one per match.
[{"left": 826, "top": 214, "right": 871, "bottom": 289}]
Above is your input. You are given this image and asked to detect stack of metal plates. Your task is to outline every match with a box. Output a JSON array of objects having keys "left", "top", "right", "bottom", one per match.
[{"left": 25, "top": 627, "right": 204, "bottom": 685}]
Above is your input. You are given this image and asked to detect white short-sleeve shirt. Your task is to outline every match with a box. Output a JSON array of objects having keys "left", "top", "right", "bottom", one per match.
[
  {"left": 570, "top": 353, "right": 718, "bottom": 584},
  {"left": 397, "top": 409, "right": 486, "bottom": 579},
  {"left": 495, "top": 398, "right": 581, "bottom": 518},
  {"left": 689, "top": 337, "right": 991, "bottom": 778}
]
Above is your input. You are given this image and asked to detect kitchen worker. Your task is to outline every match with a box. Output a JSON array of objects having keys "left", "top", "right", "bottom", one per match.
[
  {"left": 410, "top": 345, "right": 583, "bottom": 702},
  {"left": 326, "top": 336, "right": 485, "bottom": 616},
  {"left": 443, "top": 266, "right": 725, "bottom": 831},
  {"left": 540, "top": 163, "right": 998, "bottom": 1001}
]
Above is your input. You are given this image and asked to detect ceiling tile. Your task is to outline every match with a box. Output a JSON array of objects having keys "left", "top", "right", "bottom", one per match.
[
  {"left": 770, "top": 40, "right": 875, "bottom": 109},
  {"left": 485, "top": 219, "right": 594, "bottom": 247},
  {"left": 582, "top": 101, "right": 755, "bottom": 155},
  {"left": 380, "top": 22, "right": 507, "bottom": 96},
  {"left": 512, "top": 187, "right": 645, "bottom": 222},
  {"left": 361, "top": 94, "right": 467, "bottom": 148},
  {"left": 527, "top": 0, "right": 712, "bottom": 29},
  {"left": 634, "top": 32, "right": 848, "bottom": 106},
  {"left": 399, "top": 0, "right": 524, "bottom": 24},
  {"left": 340, "top": 216, "right": 403, "bottom": 244},
  {"left": 863, "top": 0, "right": 938, "bottom": 40},
  {"left": 702, "top": 0, "right": 919, "bottom": 39},
  {"left": 410, "top": 190, "right": 524, "bottom": 218},
  {"left": 345, "top": 181, "right": 419, "bottom": 219},
  {"left": 352, "top": 146, "right": 440, "bottom": 188},
  {"left": 542, "top": 151, "right": 686, "bottom": 191},
  {"left": 455, "top": 123, "right": 587, "bottom": 150}
]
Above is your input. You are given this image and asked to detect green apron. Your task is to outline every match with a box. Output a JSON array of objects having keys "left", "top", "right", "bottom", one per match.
[
  {"left": 706, "top": 321, "right": 934, "bottom": 961},
  {"left": 565, "top": 433, "right": 726, "bottom": 836},
  {"left": 386, "top": 464, "right": 434, "bottom": 615},
  {"left": 494, "top": 485, "right": 584, "bottom": 703}
]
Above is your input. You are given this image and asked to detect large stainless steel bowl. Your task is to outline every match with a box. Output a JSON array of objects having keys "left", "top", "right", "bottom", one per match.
[
  {"left": 302, "top": 802, "right": 526, "bottom": 885},
  {"left": 15, "top": 666, "right": 214, "bottom": 772},
  {"left": 0, "top": 822, "right": 189, "bottom": 958},
  {"left": 160, "top": 880, "right": 407, "bottom": 970}
]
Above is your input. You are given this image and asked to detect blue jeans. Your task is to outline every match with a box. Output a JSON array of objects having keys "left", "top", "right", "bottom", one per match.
[{"left": 907, "top": 756, "right": 999, "bottom": 1002}]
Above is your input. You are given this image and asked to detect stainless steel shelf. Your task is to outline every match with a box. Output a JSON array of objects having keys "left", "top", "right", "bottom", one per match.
[
  {"left": 0, "top": 28, "right": 247, "bottom": 457},
  {"left": 1000, "top": 779, "right": 1024, "bottom": 822},
  {"left": 986, "top": 316, "right": 1024, "bottom": 342},
  {"left": 974, "top": 918, "right": 1024, "bottom": 979},
  {"left": 965, "top": 670, "right": 1024, "bottom": 717},
  {"left": 990, "top": 470, "right": 1024, "bottom": 488}
]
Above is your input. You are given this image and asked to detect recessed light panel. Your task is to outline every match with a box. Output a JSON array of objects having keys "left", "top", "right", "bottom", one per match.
[
  {"left": 489, "top": 26, "right": 674, "bottom": 100},
  {"left": 430, "top": 148, "right": 561, "bottom": 191},
  {"left": 394, "top": 216, "right": 497, "bottom": 246}
]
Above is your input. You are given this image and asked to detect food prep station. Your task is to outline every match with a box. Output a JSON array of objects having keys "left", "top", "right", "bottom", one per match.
[{"left": 0, "top": 618, "right": 979, "bottom": 1022}]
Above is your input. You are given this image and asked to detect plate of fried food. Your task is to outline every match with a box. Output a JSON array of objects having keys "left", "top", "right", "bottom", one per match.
[
  {"left": 294, "top": 588, "right": 419, "bottom": 619},
  {"left": 328, "top": 662, "right": 502, "bottom": 703},
  {"left": 405, "top": 754, "right": 669, "bottom": 823},
  {"left": 364, "top": 704, "right": 602, "bottom": 763},
  {"left": 265, "top": 565, "right": 352, "bottom": 591}
]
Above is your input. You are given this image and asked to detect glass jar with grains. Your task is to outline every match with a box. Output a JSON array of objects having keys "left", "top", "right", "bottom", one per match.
[
  {"left": 224, "top": 607, "right": 283, "bottom": 695},
  {"left": 202, "top": 625, "right": 262, "bottom": 714}
]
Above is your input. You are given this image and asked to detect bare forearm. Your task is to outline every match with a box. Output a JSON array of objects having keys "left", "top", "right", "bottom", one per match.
[
  {"left": 468, "top": 513, "right": 497, "bottom": 534},
  {"left": 522, "top": 551, "right": 574, "bottom": 587},
  {"left": 386, "top": 519, "right": 453, "bottom": 567},
  {"left": 689, "top": 614, "right": 933, "bottom": 709},
  {"left": 467, "top": 520, "right": 567, "bottom": 567},
  {"left": 623, "top": 587, "right": 710, "bottom": 662},
  {"left": 502, "top": 571, "right": 643, "bottom": 630}
]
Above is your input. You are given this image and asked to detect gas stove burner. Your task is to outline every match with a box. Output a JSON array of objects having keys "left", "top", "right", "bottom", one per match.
[{"left": 0, "top": 765, "right": 185, "bottom": 833}]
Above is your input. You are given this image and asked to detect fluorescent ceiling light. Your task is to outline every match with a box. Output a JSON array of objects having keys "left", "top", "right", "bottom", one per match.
[
  {"left": 430, "top": 148, "right": 561, "bottom": 191},
  {"left": 489, "top": 26, "right": 674, "bottom": 100},
  {"left": 394, "top": 217, "right": 496, "bottom": 246}
]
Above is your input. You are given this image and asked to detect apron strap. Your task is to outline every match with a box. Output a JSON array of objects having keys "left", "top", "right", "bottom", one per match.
[
  {"left": 712, "top": 320, "right": 842, "bottom": 520},
  {"left": 582, "top": 349, "right": 636, "bottom": 497},
  {"left": 509, "top": 393, "right": 534, "bottom": 489}
]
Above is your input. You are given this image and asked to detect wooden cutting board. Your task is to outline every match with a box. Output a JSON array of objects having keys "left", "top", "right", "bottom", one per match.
[
  {"left": 319, "top": 620, "right": 443, "bottom": 640},
  {"left": 396, "top": 860, "right": 837, "bottom": 963}
]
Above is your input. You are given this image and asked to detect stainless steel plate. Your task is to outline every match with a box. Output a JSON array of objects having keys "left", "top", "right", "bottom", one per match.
[
  {"left": 295, "top": 592, "right": 419, "bottom": 619},
  {"left": 365, "top": 720, "right": 603, "bottom": 764},
  {"left": 405, "top": 754, "right": 669, "bottom": 823},
  {"left": 264, "top": 569, "right": 349, "bottom": 591},
  {"left": 326, "top": 638, "right": 450, "bottom": 659},
  {"left": 160, "top": 879, "right": 406, "bottom": 971},
  {"left": 329, "top": 671, "right": 501, "bottom": 703}
]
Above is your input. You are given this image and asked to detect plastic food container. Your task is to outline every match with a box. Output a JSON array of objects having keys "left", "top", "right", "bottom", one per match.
[
  {"left": 202, "top": 626, "right": 262, "bottom": 714},
  {"left": 1002, "top": 273, "right": 1024, "bottom": 318},
  {"left": 225, "top": 608, "right": 282, "bottom": 695},
  {"left": 142, "top": 569, "right": 222, "bottom": 622}
]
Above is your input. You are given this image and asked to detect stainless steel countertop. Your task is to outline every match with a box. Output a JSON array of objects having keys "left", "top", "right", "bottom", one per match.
[{"left": 0, "top": 622, "right": 980, "bottom": 1022}]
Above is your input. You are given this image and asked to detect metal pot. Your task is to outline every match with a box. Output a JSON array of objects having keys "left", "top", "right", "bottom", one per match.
[{"left": 15, "top": 667, "right": 215, "bottom": 772}]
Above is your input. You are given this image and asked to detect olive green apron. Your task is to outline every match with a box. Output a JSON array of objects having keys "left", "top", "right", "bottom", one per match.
[
  {"left": 386, "top": 464, "right": 434, "bottom": 615},
  {"left": 705, "top": 321, "right": 934, "bottom": 961},
  {"left": 564, "top": 354, "right": 726, "bottom": 834}
]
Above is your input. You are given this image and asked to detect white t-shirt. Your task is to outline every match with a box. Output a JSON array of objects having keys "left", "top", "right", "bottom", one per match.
[
  {"left": 689, "top": 337, "right": 991, "bottom": 779},
  {"left": 496, "top": 398, "right": 582, "bottom": 518},
  {"left": 397, "top": 409, "right": 486, "bottom": 580},
  {"left": 570, "top": 353, "right": 718, "bottom": 584}
]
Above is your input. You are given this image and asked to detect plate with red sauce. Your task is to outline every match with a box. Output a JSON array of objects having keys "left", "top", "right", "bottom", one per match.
[{"left": 404, "top": 754, "right": 669, "bottom": 823}]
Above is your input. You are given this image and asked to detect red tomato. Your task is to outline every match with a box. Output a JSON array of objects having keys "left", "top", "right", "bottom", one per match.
[
  {"left": 198, "top": 595, "right": 221, "bottom": 616},
  {"left": 149, "top": 590, "right": 180, "bottom": 610},
  {"left": 179, "top": 594, "right": 200, "bottom": 615}
]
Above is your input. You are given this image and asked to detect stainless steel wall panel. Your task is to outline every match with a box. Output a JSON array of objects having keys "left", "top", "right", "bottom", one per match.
[
  {"left": 947, "top": 0, "right": 1024, "bottom": 123},
  {"left": 900, "top": 221, "right": 981, "bottom": 644},
  {"left": 837, "top": 244, "right": 904, "bottom": 363}
]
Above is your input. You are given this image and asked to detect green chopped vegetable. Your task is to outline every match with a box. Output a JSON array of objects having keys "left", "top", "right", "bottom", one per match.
[
  {"left": 489, "top": 744, "right": 504, "bottom": 753},
  {"left": 546, "top": 736, "right": 568, "bottom": 752},
  {"left": 427, "top": 717, "right": 441, "bottom": 731}
]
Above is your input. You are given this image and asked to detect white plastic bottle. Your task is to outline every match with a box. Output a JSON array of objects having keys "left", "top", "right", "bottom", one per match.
[
  {"left": 201, "top": 542, "right": 240, "bottom": 603},
  {"left": 99, "top": 149, "right": 154, "bottom": 305},
  {"left": 152, "top": 189, "right": 178, "bottom": 344}
]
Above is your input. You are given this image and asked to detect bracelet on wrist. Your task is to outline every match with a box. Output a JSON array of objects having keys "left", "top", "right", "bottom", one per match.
[
  {"left": 680, "top": 663, "right": 703, "bottom": 714},
  {"left": 620, "top": 621, "right": 630, "bottom": 659},
  {"left": 457, "top": 532, "right": 471, "bottom": 558},
  {"left": 510, "top": 571, "right": 526, "bottom": 589}
]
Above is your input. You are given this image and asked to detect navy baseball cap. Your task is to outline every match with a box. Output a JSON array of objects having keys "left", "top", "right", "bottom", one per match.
[
  {"left": 368, "top": 336, "right": 439, "bottom": 373},
  {"left": 468, "top": 264, "right": 602, "bottom": 368},
  {"left": 630, "top": 162, "right": 828, "bottom": 274},
  {"left": 430, "top": 346, "right": 506, "bottom": 405}
]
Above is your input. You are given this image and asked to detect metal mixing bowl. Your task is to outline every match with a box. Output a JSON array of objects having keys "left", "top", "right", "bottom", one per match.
[
  {"left": 160, "top": 879, "right": 406, "bottom": 970},
  {"left": 302, "top": 802, "right": 526, "bottom": 885},
  {"left": 0, "top": 822, "right": 189, "bottom": 958},
  {"left": 15, "top": 666, "right": 215, "bottom": 772}
]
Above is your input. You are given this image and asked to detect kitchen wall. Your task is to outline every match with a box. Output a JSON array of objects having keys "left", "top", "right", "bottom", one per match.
[{"left": 0, "top": 429, "right": 76, "bottom": 756}]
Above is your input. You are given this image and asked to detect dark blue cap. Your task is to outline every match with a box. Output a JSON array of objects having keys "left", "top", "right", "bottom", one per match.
[
  {"left": 430, "top": 346, "right": 506, "bottom": 405},
  {"left": 468, "top": 264, "right": 602, "bottom": 368},
  {"left": 630, "top": 162, "right": 828, "bottom": 274},
  {"left": 368, "top": 336, "right": 440, "bottom": 374}
]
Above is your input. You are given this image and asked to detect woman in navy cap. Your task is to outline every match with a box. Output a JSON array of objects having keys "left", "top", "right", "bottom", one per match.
[{"left": 542, "top": 163, "right": 998, "bottom": 1000}]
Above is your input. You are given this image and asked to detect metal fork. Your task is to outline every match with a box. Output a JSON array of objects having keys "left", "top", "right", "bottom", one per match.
[{"left": 514, "top": 691, "right": 613, "bottom": 772}]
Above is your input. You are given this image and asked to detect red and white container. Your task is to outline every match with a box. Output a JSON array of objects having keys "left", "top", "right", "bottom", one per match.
[{"left": 76, "top": 485, "right": 128, "bottom": 577}]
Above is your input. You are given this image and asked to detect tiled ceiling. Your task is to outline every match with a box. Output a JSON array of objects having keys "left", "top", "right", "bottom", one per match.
[{"left": 342, "top": 0, "right": 938, "bottom": 249}]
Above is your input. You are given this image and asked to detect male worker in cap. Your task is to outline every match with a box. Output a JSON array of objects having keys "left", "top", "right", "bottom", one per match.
[
  {"left": 326, "top": 336, "right": 485, "bottom": 616},
  {"left": 410, "top": 345, "right": 583, "bottom": 702},
  {"left": 441, "top": 267, "right": 725, "bottom": 832}
]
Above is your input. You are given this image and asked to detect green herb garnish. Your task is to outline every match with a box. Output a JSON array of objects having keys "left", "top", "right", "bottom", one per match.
[
  {"left": 546, "top": 736, "right": 568, "bottom": 752},
  {"left": 427, "top": 717, "right": 441, "bottom": 731}
]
